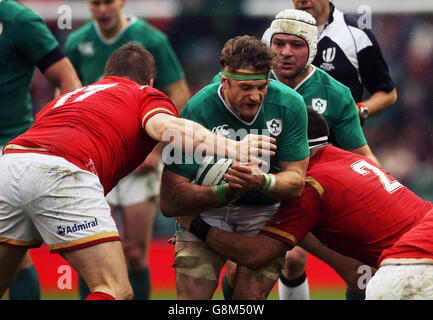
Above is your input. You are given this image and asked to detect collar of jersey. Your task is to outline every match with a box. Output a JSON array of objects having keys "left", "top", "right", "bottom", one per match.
[
  {"left": 93, "top": 14, "right": 138, "bottom": 45},
  {"left": 271, "top": 66, "right": 316, "bottom": 91},
  {"left": 217, "top": 84, "right": 263, "bottom": 126}
]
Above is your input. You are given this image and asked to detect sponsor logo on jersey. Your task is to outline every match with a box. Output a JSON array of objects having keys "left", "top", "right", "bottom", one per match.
[
  {"left": 78, "top": 42, "right": 94, "bottom": 56},
  {"left": 320, "top": 47, "right": 336, "bottom": 71},
  {"left": 57, "top": 218, "right": 99, "bottom": 236},
  {"left": 266, "top": 118, "right": 282, "bottom": 136},
  {"left": 312, "top": 98, "right": 327, "bottom": 114},
  {"left": 211, "top": 124, "right": 231, "bottom": 137}
]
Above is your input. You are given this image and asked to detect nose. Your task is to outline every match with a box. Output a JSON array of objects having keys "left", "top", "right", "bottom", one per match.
[
  {"left": 249, "top": 88, "right": 261, "bottom": 102},
  {"left": 281, "top": 44, "right": 293, "bottom": 57}
]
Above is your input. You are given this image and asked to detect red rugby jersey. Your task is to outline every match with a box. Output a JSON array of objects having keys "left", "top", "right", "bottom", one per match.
[
  {"left": 260, "top": 146, "right": 433, "bottom": 267},
  {"left": 379, "top": 209, "right": 433, "bottom": 264},
  {"left": 7, "top": 76, "right": 178, "bottom": 194}
]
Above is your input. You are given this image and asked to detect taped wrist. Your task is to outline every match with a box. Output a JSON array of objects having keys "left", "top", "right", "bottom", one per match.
[
  {"left": 262, "top": 173, "right": 276, "bottom": 193},
  {"left": 189, "top": 217, "right": 212, "bottom": 242}
]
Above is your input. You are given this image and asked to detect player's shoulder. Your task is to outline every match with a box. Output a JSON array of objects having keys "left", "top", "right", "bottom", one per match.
[
  {"left": 181, "top": 83, "right": 220, "bottom": 116},
  {"left": 310, "top": 67, "right": 352, "bottom": 97},
  {"left": 266, "top": 79, "right": 305, "bottom": 109},
  {"left": 3, "top": 1, "right": 37, "bottom": 21},
  {"left": 128, "top": 17, "right": 169, "bottom": 45}
]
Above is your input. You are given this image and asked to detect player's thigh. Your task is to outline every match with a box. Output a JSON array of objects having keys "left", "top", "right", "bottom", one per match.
[
  {"left": 174, "top": 240, "right": 225, "bottom": 300},
  {"left": 60, "top": 241, "right": 131, "bottom": 299},
  {"left": 233, "top": 255, "right": 284, "bottom": 300},
  {"left": 122, "top": 199, "right": 157, "bottom": 246},
  {"left": 366, "top": 264, "right": 433, "bottom": 300}
]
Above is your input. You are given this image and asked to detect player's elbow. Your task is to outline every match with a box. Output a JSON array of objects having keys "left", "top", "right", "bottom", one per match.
[
  {"left": 159, "top": 198, "right": 181, "bottom": 217},
  {"left": 389, "top": 88, "right": 398, "bottom": 105},
  {"left": 242, "top": 248, "right": 274, "bottom": 270}
]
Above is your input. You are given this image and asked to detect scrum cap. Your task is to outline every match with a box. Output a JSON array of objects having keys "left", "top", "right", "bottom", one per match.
[{"left": 264, "top": 9, "right": 318, "bottom": 67}]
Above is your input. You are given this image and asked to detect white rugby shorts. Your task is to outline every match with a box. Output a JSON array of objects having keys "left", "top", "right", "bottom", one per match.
[
  {"left": 366, "top": 263, "right": 433, "bottom": 299},
  {"left": 0, "top": 153, "right": 120, "bottom": 253},
  {"left": 106, "top": 162, "right": 162, "bottom": 206},
  {"left": 176, "top": 202, "right": 280, "bottom": 242}
]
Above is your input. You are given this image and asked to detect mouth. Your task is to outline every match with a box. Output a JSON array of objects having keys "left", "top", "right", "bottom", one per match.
[
  {"left": 97, "top": 17, "right": 112, "bottom": 27},
  {"left": 279, "top": 61, "right": 295, "bottom": 70}
]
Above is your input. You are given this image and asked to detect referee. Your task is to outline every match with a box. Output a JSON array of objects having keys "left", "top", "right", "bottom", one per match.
[{"left": 283, "top": 0, "right": 397, "bottom": 121}]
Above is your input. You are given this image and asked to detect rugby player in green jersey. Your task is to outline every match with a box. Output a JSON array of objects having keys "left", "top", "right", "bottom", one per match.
[
  {"left": 0, "top": 0, "right": 82, "bottom": 300},
  {"left": 64, "top": 0, "right": 191, "bottom": 300},
  {"left": 160, "top": 35, "right": 310, "bottom": 300},
  {"left": 263, "top": 9, "right": 379, "bottom": 300},
  {"left": 211, "top": 9, "right": 380, "bottom": 301}
]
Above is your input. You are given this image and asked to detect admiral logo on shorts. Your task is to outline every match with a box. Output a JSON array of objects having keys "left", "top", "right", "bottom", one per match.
[{"left": 57, "top": 218, "right": 99, "bottom": 236}]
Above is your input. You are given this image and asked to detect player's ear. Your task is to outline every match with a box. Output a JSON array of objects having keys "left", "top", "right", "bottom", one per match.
[{"left": 149, "top": 78, "right": 154, "bottom": 88}]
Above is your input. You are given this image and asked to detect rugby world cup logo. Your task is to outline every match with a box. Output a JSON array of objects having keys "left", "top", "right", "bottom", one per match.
[{"left": 322, "top": 47, "right": 336, "bottom": 63}]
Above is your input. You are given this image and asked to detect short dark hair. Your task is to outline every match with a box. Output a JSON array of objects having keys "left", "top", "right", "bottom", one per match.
[
  {"left": 104, "top": 42, "right": 156, "bottom": 85},
  {"left": 306, "top": 106, "right": 329, "bottom": 140},
  {"left": 220, "top": 35, "right": 276, "bottom": 73}
]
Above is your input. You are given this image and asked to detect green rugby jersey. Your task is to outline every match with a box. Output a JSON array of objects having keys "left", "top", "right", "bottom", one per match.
[
  {"left": 0, "top": 0, "right": 60, "bottom": 145},
  {"left": 212, "top": 66, "right": 367, "bottom": 150},
  {"left": 278, "top": 66, "right": 366, "bottom": 150},
  {"left": 165, "top": 80, "right": 309, "bottom": 206},
  {"left": 65, "top": 15, "right": 184, "bottom": 89}
]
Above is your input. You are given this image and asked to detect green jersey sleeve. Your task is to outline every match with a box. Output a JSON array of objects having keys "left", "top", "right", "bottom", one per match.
[
  {"left": 278, "top": 97, "right": 309, "bottom": 162},
  {"left": 14, "top": 8, "right": 59, "bottom": 65},
  {"left": 330, "top": 87, "right": 367, "bottom": 150}
]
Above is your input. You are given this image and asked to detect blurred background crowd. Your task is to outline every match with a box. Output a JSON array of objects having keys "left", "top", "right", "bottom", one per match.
[{"left": 22, "top": 0, "right": 433, "bottom": 236}]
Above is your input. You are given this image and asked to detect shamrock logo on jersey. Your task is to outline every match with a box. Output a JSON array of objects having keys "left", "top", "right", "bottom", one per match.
[
  {"left": 312, "top": 98, "right": 327, "bottom": 114},
  {"left": 266, "top": 118, "right": 282, "bottom": 136}
]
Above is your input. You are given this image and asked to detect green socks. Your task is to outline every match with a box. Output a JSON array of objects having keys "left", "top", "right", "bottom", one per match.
[
  {"left": 345, "top": 287, "right": 365, "bottom": 300},
  {"left": 9, "top": 265, "right": 41, "bottom": 300},
  {"left": 129, "top": 267, "right": 151, "bottom": 300}
]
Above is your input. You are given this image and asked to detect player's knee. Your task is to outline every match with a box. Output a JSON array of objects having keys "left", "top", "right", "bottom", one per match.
[
  {"left": 284, "top": 249, "right": 308, "bottom": 274},
  {"left": 124, "top": 241, "right": 147, "bottom": 270}
]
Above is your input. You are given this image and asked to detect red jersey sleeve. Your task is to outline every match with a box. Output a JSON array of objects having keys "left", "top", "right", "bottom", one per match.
[
  {"left": 260, "top": 177, "right": 324, "bottom": 247},
  {"left": 138, "top": 86, "right": 179, "bottom": 129}
]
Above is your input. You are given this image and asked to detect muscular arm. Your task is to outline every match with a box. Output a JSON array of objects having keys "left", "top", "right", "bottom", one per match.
[
  {"left": 145, "top": 113, "right": 276, "bottom": 166},
  {"left": 177, "top": 215, "right": 289, "bottom": 269},
  {"left": 163, "top": 78, "right": 191, "bottom": 113},
  {"left": 225, "top": 158, "right": 309, "bottom": 201},
  {"left": 159, "top": 168, "right": 230, "bottom": 217},
  {"left": 43, "top": 57, "right": 82, "bottom": 95},
  {"left": 359, "top": 88, "right": 397, "bottom": 118}
]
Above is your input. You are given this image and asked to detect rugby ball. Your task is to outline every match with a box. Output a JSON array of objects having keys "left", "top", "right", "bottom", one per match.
[{"left": 193, "top": 156, "right": 234, "bottom": 186}]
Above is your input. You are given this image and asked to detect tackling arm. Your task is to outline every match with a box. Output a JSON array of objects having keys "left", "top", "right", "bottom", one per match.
[
  {"left": 159, "top": 168, "right": 238, "bottom": 217},
  {"left": 144, "top": 113, "right": 276, "bottom": 166},
  {"left": 176, "top": 215, "right": 288, "bottom": 269}
]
